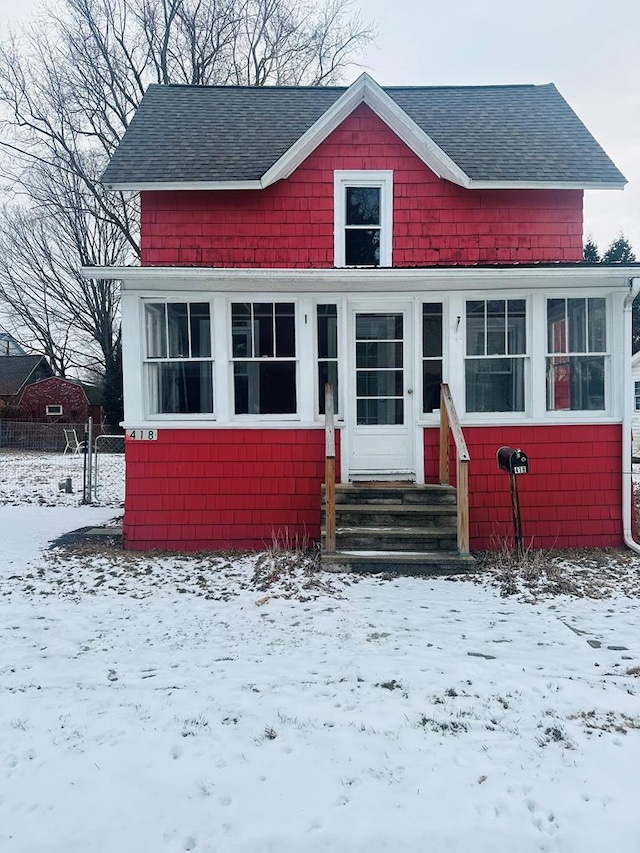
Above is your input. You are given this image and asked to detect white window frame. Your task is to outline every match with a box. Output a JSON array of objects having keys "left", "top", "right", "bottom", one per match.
[
  {"left": 635, "top": 380, "right": 640, "bottom": 412},
  {"left": 46, "top": 404, "right": 63, "bottom": 416},
  {"left": 142, "top": 298, "right": 215, "bottom": 421},
  {"left": 545, "top": 296, "right": 609, "bottom": 414},
  {"left": 229, "top": 300, "right": 300, "bottom": 421},
  {"left": 463, "top": 297, "right": 529, "bottom": 416},
  {"left": 334, "top": 170, "right": 393, "bottom": 268}
]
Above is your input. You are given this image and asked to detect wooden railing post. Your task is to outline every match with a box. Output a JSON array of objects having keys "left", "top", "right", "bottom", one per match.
[
  {"left": 439, "top": 384, "right": 471, "bottom": 556},
  {"left": 439, "top": 387, "right": 450, "bottom": 485},
  {"left": 324, "top": 383, "right": 336, "bottom": 553},
  {"left": 457, "top": 459, "right": 470, "bottom": 555}
]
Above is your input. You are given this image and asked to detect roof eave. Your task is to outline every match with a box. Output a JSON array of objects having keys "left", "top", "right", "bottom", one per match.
[
  {"left": 106, "top": 177, "right": 627, "bottom": 192},
  {"left": 468, "top": 179, "right": 627, "bottom": 191}
]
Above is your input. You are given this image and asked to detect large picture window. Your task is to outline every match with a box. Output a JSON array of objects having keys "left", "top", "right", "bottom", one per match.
[
  {"left": 232, "top": 302, "right": 297, "bottom": 415},
  {"left": 465, "top": 299, "right": 526, "bottom": 413},
  {"left": 422, "top": 303, "right": 443, "bottom": 413},
  {"left": 546, "top": 298, "right": 606, "bottom": 411},
  {"left": 334, "top": 171, "right": 392, "bottom": 267},
  {"left": 144, "top": 301, "right": 213, "bottom": 415}
]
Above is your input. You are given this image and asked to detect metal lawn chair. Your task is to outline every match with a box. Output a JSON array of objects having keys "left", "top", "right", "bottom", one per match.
[{"left": 63, "top": 428, "right": 85, "bottom": 455}]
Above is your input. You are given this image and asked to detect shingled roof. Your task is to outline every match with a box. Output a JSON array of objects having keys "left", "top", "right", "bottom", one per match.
[
  {"left": 102, "top": 74, "right": 626, "bottom": 191},
  {"left": 0, "top": 355, "right": 53, "bottom": 397}
]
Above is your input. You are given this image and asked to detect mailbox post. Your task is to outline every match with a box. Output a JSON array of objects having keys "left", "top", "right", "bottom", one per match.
[{"left": 496, "top": 446, "right": 529, "bottom": 555}]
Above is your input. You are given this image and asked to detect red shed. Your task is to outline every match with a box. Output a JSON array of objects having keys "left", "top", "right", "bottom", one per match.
[{"left": 19, "top": 376, "right": 103, "bottom": 424}]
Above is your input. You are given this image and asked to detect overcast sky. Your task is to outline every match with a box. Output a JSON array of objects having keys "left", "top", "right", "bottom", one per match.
[
  {"left": 1, "top": 0, "right": 638, "bottom": 255},
  {"left": 351, "top": 0, "right": 640, "bottom": 254}
]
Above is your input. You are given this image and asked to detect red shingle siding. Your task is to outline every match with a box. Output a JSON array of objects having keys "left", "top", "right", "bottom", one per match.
[
  {"left": 125, "top": 423, "right": 621, "bottom": 553},
  {"left": 123, "top": 428, "right": 338, "bottom": 551},
  {"left": 140, "top": 104, "right": 583, "bottom": 268},
  {"left": 424, "top": 423, "right": 623, "bottom": 550}
]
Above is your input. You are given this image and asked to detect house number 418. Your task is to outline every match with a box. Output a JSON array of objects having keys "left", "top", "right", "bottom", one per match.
[{"left": 128, "top": 429, "right": 158, "bottom": 440}]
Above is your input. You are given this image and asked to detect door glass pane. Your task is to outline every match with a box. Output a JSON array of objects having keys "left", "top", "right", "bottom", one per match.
[
  {"left": 357, "top": 370, "right": 403, "bottom": 397},
  {"left": 346, "top": 187, "right": 380, "bottom": 225},
  {"left": 356, "top": 313, "right": 402, "bottom": 340},
  {"left": 356, "top": 341, "right": 403, "bottom": 368},
  {"left": 355, "top": 312, "right": 405, "bottom": 426},
  {"left": 357, "top": 399, "right": 403, "bottom": 425}
]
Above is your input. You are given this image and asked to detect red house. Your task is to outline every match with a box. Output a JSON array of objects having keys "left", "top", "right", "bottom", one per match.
[{"left": 89, "top": 74, "right": 639, "bottom": 565}]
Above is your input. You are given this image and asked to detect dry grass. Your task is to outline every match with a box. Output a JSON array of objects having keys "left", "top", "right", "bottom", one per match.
[{"left": 474, "top": 538, "right": 640, "bottom": 601}]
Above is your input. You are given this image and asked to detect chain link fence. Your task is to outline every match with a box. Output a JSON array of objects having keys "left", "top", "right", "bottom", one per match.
[{"left": 0, "top": 420, "right": 124, "bottom": 507}]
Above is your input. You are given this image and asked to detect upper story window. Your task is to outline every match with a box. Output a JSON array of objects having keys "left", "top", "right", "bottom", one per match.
[
  {"left": 546, "top": 298, "right": 606, "bottom": 411},
  {"left": 334, "top": 171, "right": 393, "bottom": 267},
  {"left": 635, "top": 380, "right": 640, "bottom": 412},
  {"left": 144, "top": 301, "right": 213, "bottom": 415},
  {"left": 231, "top": 302, "right": 297, "bottom": 415},
  {"left": 465, "top": 299, "right": 527, "bottom": 413}
]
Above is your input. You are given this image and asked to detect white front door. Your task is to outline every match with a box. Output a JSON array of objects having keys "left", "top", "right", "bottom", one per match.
[{"left": 347, "top": 305, "right": 415, "bottom": 479}]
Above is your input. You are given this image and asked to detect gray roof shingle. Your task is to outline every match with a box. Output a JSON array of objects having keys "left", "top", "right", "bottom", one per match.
[
  {"left": 102, "top": 82, "right": 625, "bottom": 187},
  {"left": 0, "top": 356, "right": 52, "bottom": 396}
]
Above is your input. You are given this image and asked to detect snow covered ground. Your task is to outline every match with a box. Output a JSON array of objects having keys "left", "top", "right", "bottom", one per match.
[{"left": 1, "top": 461, "right": 640, "bottom": 851}]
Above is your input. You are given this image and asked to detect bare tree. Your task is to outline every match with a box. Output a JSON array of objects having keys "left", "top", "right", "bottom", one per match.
[{"left": 0, "top": 0, "right": 374, "bottom": 426}]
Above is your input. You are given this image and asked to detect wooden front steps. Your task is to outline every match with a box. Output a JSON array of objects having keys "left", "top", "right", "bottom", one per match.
[{"left": 320, "top": 483, "right": 475, "bottom": 575}]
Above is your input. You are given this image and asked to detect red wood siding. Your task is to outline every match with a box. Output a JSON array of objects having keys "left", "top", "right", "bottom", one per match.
[
  {"left": 125, "top": 423, "right": 622, "bottom": 553},
  {"left": 124, "top": 429, "right": 336, "bottom": 551},
  {"left": 425, "top": 423, "right": 623, "bottom": 550},
  {"left": 140, "top": 104, "right": 583, "bottom": 268}
]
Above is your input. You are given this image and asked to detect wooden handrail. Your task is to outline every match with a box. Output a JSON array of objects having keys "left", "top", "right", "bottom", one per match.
[
  {"left": 324, "top": 383, "right": 336, "bottom": 553},
  {"left": 439, "top": 384, "right": 471, "bottom": 555}
]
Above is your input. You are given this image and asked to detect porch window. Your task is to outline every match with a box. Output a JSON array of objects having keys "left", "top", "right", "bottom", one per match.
[
  {"left": 465, "top": 299, "right": 526, "bottom": 412},
  {"left": 422, "top": 303, "right": 443, "bottom": 413},
  {"left": 144, "top": 301, "right": 213, "bottom": 415},
  {"left": 546, "top": 298, "right": 606, "bottom": 411},
  {"left": 231, "top": 302, "right": 297, "bottom": 415},
  {"left": 317, "top": 304, "right": 338, "bottom": 415},
  {"left": 334, "top": 171, "right": 392, "bottom": 267}
]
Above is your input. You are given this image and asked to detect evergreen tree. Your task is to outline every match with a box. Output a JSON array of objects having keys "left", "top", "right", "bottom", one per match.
[
  {"left": 603, "top": 233, "right": 636, "bottom": 264},
  {"left": 583, "top": 237, "right": 600, "bottom": 263}
]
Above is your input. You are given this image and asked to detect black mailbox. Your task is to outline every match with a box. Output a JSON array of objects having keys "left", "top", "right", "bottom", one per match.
[{"left": 497, "top": 446, "right": 528, "bottom": 475}]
